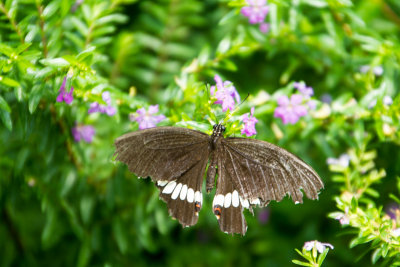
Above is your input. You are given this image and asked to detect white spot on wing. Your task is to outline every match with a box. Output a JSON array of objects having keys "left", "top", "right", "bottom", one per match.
[
  {"left": 240, "top": 197, "right": 250, "bottom": 209},
  {"left": 171, "top": 183, "right": 182, "bottom": 200},
  {"left": 232, "top": 190, "right": 239, "bottom": 207},
  {"left": 194, "top": 191, "right": 202, "bottom": 203},
  {"left": 224, "top": 193, "right": 232, "bottom": 208},
  {"left": 213, "top": 194, "right": 224, "bottom": 207},
  {"left": 187, "top": 188, "right": 194, "bottom": 203},
  {"left": 162, "top": 181, "right": 176, "bottom": 194},
  {"left": 157, "top": 180, "right": 168, "bottom": 187},
  {"left": 180, "top": 184, "right": 188, "bottom": 200}
]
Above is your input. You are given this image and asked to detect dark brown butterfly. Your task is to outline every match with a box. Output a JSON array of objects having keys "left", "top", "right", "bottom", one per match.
[{"left": 114, "top": 124, "right": 323, "bottom": 235}]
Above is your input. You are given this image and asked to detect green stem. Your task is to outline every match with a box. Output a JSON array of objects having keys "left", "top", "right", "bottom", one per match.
[
  {"left": 0, "top": 2, "right": 24, "bottom": 43},
  {"left": 36, "top": 1, "right": 48, "bottom": 58}
]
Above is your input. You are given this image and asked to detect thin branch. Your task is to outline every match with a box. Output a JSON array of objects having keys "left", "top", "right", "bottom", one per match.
[
  {"left": 49, "top": 104, "right": 82, "bottom": 171},
  {"left": 0, "top": 2, "right": 24, "bottom": 43},
  {"left": 2, "top": 207, "right": 25, "bottom": 255},
  {"left": 36, "top": 2, "right": 48, "bottom": 58}
]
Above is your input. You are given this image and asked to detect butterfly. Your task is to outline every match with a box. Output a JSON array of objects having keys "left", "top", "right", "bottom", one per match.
[{"left": 114, "top": 124, "right": 323, "bottom": 235}]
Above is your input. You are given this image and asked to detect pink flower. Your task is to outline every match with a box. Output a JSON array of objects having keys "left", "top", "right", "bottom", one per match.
[
  {"left": 241, "top": 107, "right": 258, "bottom": 137},
  {"left": 241, "top": 0, "right": 269, "bottom": 24},
  {"left": 303, "top": 240, "right": 334, "bottom": 253},
  {"left": 130, "top": 105, "right": 166, "bottom": 129},
  {"left": 72, "top": 125, "right": 95, "bottom": 143},
  {"left": 88, "top": 91, "right": 116, "bottom": 116},
  {"left": 259, "top": 22, "right": 270, "bottom": 33},
  {"left": 294, "top": 81, "right": 314, "bottom": 97},
  {"left": 274, "top": 94, "right": 308, "bottom": 124},
  {"left": 56, "top": 76, "right": 74, "bottom": 104},
  {"left": 210, "top": 75, "right": 240, "bottom": 112}
]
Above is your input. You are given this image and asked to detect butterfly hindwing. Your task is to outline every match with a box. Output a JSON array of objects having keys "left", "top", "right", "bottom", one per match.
[
  {"left": 213, "top": 149, "right": 247, "bottom": 235},
  {"left": 157, "top": 154, "right": 208, "bottom": 227}
]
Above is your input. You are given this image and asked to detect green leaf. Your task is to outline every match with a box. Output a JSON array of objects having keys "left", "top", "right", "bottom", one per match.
[
  {"left": 40, "top": 58, "right": 70, "bottom": 67},
  {"left": 76, "top": 46, "right": 96, "bottom": 61},
  {"left": 15, "top": 43, "right": 32, "bottom": 54},
  {"left": 28, "top": 92, "right": 42, "bottom": 114},
  {"left": 35, "top": 67, "right": 57, "bottom": 79},
  {"left": 113, "top": 219, "right": 128, "bottom": 254},
  {"left": 70, "top": 17, "right": 89, "bottom": 36},
  {"left": 77, "top": 237, "right": 91, "bottom": 267},
  {"left": 317, "top": 248, "right": 329, "bottom": 265},
  {"left": 291, "top": 260, "right": 313, "bottom": 267},
  {"left": 301, "top": 0, "right": 328, "bottom": 8},
  {"left": 0, "top": 76, "right": 21, "bottom": 87},
  {"left": 349, "top": 235, "right": 375, "bottom": 248},
  {"left": 0, "top": 95, "right": 11, "bottom": 112},
  {"left": 43, "top": 1, "right": 59, "bottom": 19},
  {"left": 0, "top": 43, "right": 13, "bottom": 56},
  {"left": 0, "top": 108, "right": 12, "bottom": 131},
  {"left": 350, "top": 196, "right": 358, "bottom": 213},
  {"left": 95, "top": 14, "right": 128, "bottom": 26},
  {"left": 372, "top": 247, "right": 382, "bottom": 264},
  {"left": 80, "top": 196, "right": 94, "bottom": 225}
]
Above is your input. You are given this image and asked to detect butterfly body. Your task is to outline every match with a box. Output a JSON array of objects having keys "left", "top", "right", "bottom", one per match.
[{"left": 115, "top": 125, "right": 323, "bottom": 235}]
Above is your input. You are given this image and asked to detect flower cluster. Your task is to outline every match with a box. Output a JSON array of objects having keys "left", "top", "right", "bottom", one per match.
[
  {"left": 326, "top": 153, "right": 350, "bottom": 168},
  {"left": 72, "top": 125, "right": 95, "bottom": 143},
  {"left": 130, "top": 105, "right": 166, "bottom": 130},
  {"left": 241, "top": 107, "right": 258, "bottom": 137},
  {"left": 88, "top": 91, "right": 117, "bottom": 116},
  {"left": 360, "top": 65, "right": 383, "bottom": 76},
  {"left": 240, "top": 0, "right": 270, "bottom": 33},
  {"left": 210, "top": 75, "right": 240, "bottom": 112},
  {"left": 274, "top": 81, "right": 317, "bottom": 124},
  {"left": 56, "top": 76, "right": 74, "bottom": 104},
  {"left": 303, "top": 240, "right": 334, "bottom": 253},
  {"left": 210, "top": 75, "right": 258, "bottom": 137}
]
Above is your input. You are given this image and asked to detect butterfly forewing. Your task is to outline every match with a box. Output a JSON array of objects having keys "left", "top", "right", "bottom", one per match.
[
  {"left": 221, "top": 137, "right": 323, "bottom": 204},
  {"left": 115, "top": 127, "right": 209, "bottom": 181}
]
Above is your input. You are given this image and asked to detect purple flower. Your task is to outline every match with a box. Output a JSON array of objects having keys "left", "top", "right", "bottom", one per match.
[
  {"left": 334, "top": 207, "right": 350, "bottom": 225},
  {"left": 385, "top": 202, "right": 400, "bottom": 220},
  {"left": 259, "top": 22, "right": 270, "bottom": 33},
  {"left": 241, "top": 0, "right": 269, "bottom": 24},
  {"left": 303, "top": 240, "right": 334, "bottom": 253},
  {"left": 294, "top": 82, "right": 314, "bottom": 97},
  {"left": 210, "top": 75, "right": 240, "bottom": 112},
  {"left": 360, "top": 65, "right": 384, "bottom": 76},
  {"left": 274, "top": 94, "right": 308, "bottom": 124},
  {"left": 130, "top": 105, "right": 166, "bottom": 130},
  {"left": 258, "top": 208, "right": 269, "bottom": 224},
  {"left": 72, "top": 125, "right": 95, "bottom": 143},
  {"left": 88, "top": 91, "right": 116, "bottom": 116},
  {"left": 241, "top": 107, "right": 258, "bottom": 137},
  {"left": 326, "top": 154, "right": 350, "bottom": 168},
  {"left": 56, "top": 76, "right": 74, "bottom": 104}
]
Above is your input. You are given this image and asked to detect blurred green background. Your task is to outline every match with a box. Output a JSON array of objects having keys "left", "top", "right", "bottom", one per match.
[{"left": 1, "top": 0, "right": 400, "bottom": 266}]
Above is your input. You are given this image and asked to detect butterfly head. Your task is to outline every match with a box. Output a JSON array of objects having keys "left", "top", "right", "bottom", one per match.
[{"left": 212, "top": 124, "right": 226, "bottom": 137}]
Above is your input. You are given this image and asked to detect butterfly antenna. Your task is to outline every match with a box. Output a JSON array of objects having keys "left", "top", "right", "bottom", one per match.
[{"left": 223, "top": 93, "right": 250, "bottom": 124}]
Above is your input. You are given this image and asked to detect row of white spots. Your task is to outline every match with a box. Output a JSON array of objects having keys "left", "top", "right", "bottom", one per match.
[
  {"left": 158, "top": 180, "right": 202, "bottom": 204},
  {"left": 212, "top": 190, "right": 241, "bottom": 208},
  {"left": 211, "top": 191, "right": 264, "bottom": 209}
]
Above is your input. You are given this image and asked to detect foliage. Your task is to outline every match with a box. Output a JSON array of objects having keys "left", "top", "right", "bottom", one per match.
[{"left": 1, "top": 0, "right": 400, "bottom": 266}]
